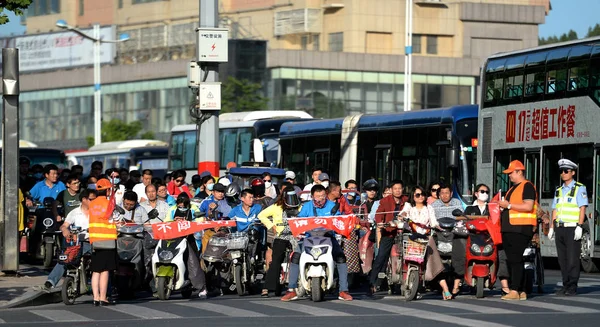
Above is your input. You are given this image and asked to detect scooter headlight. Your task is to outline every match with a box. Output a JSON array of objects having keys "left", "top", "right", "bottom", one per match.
[
  {"left": 482, "top": 244, "right": 494, "bottom": 256},
  {"left": 159, "top": 250, "right": 174, "bottom": 261},
  {"left": 470, "top": 243, "right": 481, "bottom": 255},
  {"left": 437, "top": 241, "right": 453, "bottom": 253},
  {"left": 43, "top": 218, "right": 54, "bottom": 227},
  {"left": 305, "top": 246, "right": 328, "bottom": 260}
]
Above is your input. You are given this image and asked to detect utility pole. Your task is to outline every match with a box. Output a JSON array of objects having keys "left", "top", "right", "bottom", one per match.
[
  {"left": 189, "top": 0, "right": 227, "bottom": 177},
  {"left": 1, "top": 48, "right": 20, "bottom": 272},
  {"left": 403, "top": 0, "right": 413, "bottom": 111}
]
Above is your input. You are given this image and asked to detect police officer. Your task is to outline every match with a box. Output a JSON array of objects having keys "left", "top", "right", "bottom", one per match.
[{"left": 548, "top": 159, "right": 588, "bottom": 296}]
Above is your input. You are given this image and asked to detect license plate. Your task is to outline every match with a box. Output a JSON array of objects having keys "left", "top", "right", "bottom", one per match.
[
  {"left": 229, "top": 284, "right": 237, "bottom": 291},
  {"left": 256, "top": 274, "right": 264, "bottom": 280},
  {"left": 378, "top": 272, "right": 386, "bottom": 278}
]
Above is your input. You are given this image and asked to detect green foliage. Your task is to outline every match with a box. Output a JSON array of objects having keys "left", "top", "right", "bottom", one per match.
[
  {"left": 85, "top": 119, "right": 154, "bottom": 147},
  {"left": 0, "top": 0, "right": 32, "bottom": 25},
  {"left": 587, "top": 24, "right": 600, "bottom": 37},
  {"left": 538, "top": 29, "right": 578, "bottom": 46},
  {"left": 221, "top": 77, "right": 268, "bottom": 113}
]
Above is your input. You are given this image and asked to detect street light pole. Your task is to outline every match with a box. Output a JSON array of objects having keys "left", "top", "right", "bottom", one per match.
[
  {"left": 93, "top": 24, "right": 101, "bottom": 146},
  {"left": 55, "top": 20, "right": 130, "bottom": 146}
]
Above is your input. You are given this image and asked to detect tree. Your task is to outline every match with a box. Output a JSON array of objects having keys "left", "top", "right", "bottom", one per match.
[
  {"left": 85, "top": 119, "right": 153, "bottom": 147},
  {"left": 0, "top": 0, "right": 32, "bottom": 25},
  {"left": 221, "top": 76, "right": 268, "bottom": 113},
  {"left": 587, "top": 24, "right": 600, "bottom": 37},
  {"left": 539, "top": 29, "right": 578, "bottom": 46}
]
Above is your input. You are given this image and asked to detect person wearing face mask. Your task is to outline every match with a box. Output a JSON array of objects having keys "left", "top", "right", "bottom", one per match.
[
  {"left": 258, "top": 187, "right": 301, "bottom": 297},
  {"left": 30, "top": 164, "right": 45, "bottom": 182},
  {"left": 196, "top": 175, "right": 215, "bottom": 199},
  {"left": 86, "top": 176, "right": 98, "bottom": 190},
  {"left": 262, "top": 172, "right": 278, "bottom": 199},
  {"left": 344, "top": 180, "right": 361, "bottom": 206},
  {"left": 191, "top": 174, "right": 203, "bottom": 197},
  {"left": 318, "top": 173, "right": 330, "bottom": 190},
  {"left": 280, "top": 184, "right": 353, "bottom": 302}
]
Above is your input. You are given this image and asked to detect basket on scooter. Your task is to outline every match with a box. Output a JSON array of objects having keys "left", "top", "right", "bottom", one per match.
[
  {"left": 227, "top": 232, "right": 249, "bottom": 250},
  {"left": 59, "top": 244, "right": 83, "bottom": 266},
  {"left": 402, "top": 239, "right": 427, "bottom": 264}
]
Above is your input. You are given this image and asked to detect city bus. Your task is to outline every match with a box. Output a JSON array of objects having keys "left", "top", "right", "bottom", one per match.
[
  {"left": 477, "top": 36, "right": 600, "bottom": 272},
  {"left": 0, "top": 140, "right": 67, "bottom": 170},
  {"left": 168, "top": 110, "right": 313, "bottom": 181},
  {"left": 279, "top": 105, "right": 478, "bottom": 203},
  {"left": 67, "top": 140, "right": 169, "bottom": 177}
]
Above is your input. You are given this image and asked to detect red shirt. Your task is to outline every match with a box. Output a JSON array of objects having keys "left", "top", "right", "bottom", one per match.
[{"left": 167, "top": 181, "right": 193, "bottom": 198}]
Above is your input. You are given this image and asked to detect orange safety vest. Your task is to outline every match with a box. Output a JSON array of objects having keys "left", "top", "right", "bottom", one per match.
[
  {"left": 507, "top": 181, "right": 538, "bottom": 226},
  {"left": 88, "top": 196, "right": 117, "bottom": 244}
]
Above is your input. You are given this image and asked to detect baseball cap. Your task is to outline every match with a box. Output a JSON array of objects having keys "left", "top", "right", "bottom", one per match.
[
  {"left": 96, "top": 178, "right": 112, "bottom": 191},
  {"left": 213, "top": 183, "right": 227, "bottom": 193},
  {"left": 318, "top": 173, "right": 329, "bottom": 181},
  {"left": 502, "top": 160, "right": 525, "bottom": 174},
  {"left": 285, "top": 171, "right": 296, "bottom": 180}
]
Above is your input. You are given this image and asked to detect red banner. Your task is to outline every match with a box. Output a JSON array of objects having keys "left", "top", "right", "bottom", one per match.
[
  {"left": 287, "top": 215, "right": 358, "bottom": 238},
  {"left": 485, "top": 202, "right": 502, "bottom": 245},
  {"left": 151, "top": 220, "right": 236, "bottom": 240}
]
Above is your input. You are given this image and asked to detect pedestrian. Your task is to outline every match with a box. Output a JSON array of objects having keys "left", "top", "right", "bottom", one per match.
[
  {"left": 548, "top": 159, "right": 588, "bottom": 296},
  {"left": 284, "top": 171, "right": 303, "bottom": 194},
  {"left": 88, "top": 178, "right": 118, "bottom": 306},
  {"left": 498, "top": 160, "right": 538, "bottom": 301}
]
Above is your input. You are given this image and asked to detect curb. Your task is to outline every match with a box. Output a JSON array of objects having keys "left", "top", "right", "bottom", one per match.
[{"left": 0, "top": 288, "right": 62, "bottom": 309}]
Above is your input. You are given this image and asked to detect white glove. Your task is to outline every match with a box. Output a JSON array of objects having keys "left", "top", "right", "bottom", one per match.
[
  {"left": 547, "top": 228, "right": 555, "bottom": 241},
  {"left": 574, "top": 226, "right": 583, "bottom": 241}
]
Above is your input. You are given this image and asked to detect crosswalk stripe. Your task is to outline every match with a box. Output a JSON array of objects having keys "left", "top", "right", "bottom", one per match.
[
  {"left": 339, "top": 300, "right": 512, "bottom": 327},
  {"left": 418, "top": 299, "right": 521, "bottom": 314},
  {"left": 250, "top": 301, "right": 353, "bottom": 316},
  {"left": 486, "top": 298, "right": 600, "bottom": 313},
  {"left": 0, "top": 318, "right": 5, "bottom": 324},
  {"left": 104, "top": 304, "right": 181, "bottom": 319},
  {"left": 30, "top": 310, "right": 92, "bottom": 322},
  {"left": 177, "top": 302, "right": 268, "bottom": 317},
  {"left": 550, "top": 296, "right": 600, "bottom": 306}
]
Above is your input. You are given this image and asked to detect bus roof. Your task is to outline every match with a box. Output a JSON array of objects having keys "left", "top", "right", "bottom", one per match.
[
  {"left": 484, "top": 36, "right": 600, "bottom": 73},
  {"left": 171, "top": 117, "right": 313, "bottom": 133},
  {"left": 219, "top": 110, "right": 312, "bottom": 122},
  {"left": 357, "top": 105, "right": 478, "bottom": 131},
  {"left": 0, "top": 140, "right": 39, "bottom": 148},
  {"left": 279, "top": 118, "right": 344, "bottom": 138},
  {"left": 87, "top": 140, "right": 168, "bottom": 152}
]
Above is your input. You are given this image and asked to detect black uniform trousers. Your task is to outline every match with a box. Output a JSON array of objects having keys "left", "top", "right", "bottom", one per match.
[
  {"left": 502, "top": 232, "right": 530, "bottom": 292},
  {"left": 555, "top": 227, "right": 581, "bottom": 291},
  {"left": 369, "top": 237, "right": 395, "bottom": 286}
]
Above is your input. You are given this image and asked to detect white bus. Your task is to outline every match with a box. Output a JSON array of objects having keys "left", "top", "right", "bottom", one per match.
[
  {"left": 67, "top": 139, "right": 169, "bottom": 177},
  {"left": 477, "top": 37, "right": 600, "bottom": 272},
  {"left": 168, "top": 110, "right": 312, "bottom": 179}
]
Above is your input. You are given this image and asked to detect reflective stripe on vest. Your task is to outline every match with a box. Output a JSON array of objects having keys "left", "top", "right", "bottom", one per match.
[
  {"left": 555, "top": 185, "right": 580, "bottom": 223},
  {"left": 508, "top": 181, "right": 537, "bottom": 226}
]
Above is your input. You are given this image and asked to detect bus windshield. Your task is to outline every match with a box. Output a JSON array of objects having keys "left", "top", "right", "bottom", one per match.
[
  {"left": 455, "top": 118, "right": 478, "bottom": 203},
  {"left": 220, "top": 127, "right": 254, "bottom": 169}
]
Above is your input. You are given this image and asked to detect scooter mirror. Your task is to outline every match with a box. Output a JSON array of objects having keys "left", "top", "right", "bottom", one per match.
[
  {"left": 452, "top": 209, "right": 464, "bottom": 217},
  {"left": 115, "top": 206, "right": 126, "bottom": 215},
  {"left": 360, "top": 192, "right": 368, "bottom": 204}
]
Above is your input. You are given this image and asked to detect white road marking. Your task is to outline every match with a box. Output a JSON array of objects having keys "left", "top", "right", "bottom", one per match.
[
  {"left": 419, "top": 299, "right": 521, "bottom": 314},
  {"left": 550, "top": 296, "right": 600, "bottom": 306},
  {"left": 486, "top": 298, "right": 600, "bottom": 313},
  {"left": 177, "top": 302, "right": 267, "bottom": 317},
  {"left": 339, "top": 300, "right": 512, "bottom": 327},
  {"left": 30, "top": 310, "right": 92, "bottom": 322},
  {"left": 104, "top": 304, "right": 181, "bottom": 319},
  {"left": 250, "top": 300, "right": 352, "bottom": 316}
]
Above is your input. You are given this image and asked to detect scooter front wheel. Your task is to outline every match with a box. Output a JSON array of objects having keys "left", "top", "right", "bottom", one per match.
[
  {"left": 234, "top": 264, "right": 245, "bottom": 296},
  {"left": 43, "top": 242, "right": 54, "bottom": 268},
  {"left": 475, "top": 277, "right": 484, "bottom": 298},
  {"left": 61, "top": 276, "right": 77, "bottom": 305},
  {"left": 311, "top": 277, "right": 323, "bottom": 302},
  {"left": 156, "top": 277, "right": 172, "bottom": 301},
  {"left": 404, "top": 270, "right": 419, "bottom": 301}
]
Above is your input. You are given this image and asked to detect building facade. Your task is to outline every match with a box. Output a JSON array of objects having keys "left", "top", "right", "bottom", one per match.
[{"left": 0, "top": 0, "right": 550, "bottom": 150}]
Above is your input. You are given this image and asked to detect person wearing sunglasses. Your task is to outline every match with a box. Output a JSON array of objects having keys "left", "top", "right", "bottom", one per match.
[
  {"left": 427, "top": 181, "right": 441, "bottom": 205},
  {"left": 549, "top": 159, "right": 588, "bottom": 296},
  {"left": 262, "top": 172, "right": 278, "bottom": 199},
  {"left": 399, "top": 185, "right": 453, "bottom": 300},
  {"left": 167, "top": 169, "right": 193, "bottom": 198}
]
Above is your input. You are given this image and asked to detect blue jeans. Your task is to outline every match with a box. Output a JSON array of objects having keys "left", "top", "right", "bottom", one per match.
[
  {"left": 47, "top": 242, "right": 91, "bottom": 287},
  {"left": 288, "top": 236, "right": 349, "bottom": 292}
]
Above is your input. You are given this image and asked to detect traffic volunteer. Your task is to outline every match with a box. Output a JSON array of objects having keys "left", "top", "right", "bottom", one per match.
[{"left": 549, "top": 159, "right": 588, "bottom": 296}]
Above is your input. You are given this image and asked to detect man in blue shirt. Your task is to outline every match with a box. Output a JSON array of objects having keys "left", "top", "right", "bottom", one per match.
[
  {"left": 27, "top": 164, "right": 66, "bottom": 206},
  {"left": 199, "top": 183, "right": 232, "bottom": 219},
  {"left": 281, "top": 184, "right": 353, "bottom": 302},
  {"left": 229, "top": 188, "right": 262, "bottom": 232}
]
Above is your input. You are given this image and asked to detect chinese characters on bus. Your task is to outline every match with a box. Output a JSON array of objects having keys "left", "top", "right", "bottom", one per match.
[{"left": 506, "top": 105, "right": 577, "bottom": 143}]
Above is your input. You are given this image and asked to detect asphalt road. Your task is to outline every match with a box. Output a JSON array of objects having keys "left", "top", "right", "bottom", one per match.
[{"left": 1, "top": 269, "right": 600, "bottom": 327}]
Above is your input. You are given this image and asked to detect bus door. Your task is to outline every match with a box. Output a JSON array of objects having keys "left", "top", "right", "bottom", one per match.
[
  {"left": 313, "top": 148, "right": 330, "bottom": 176},
  {"left": 375, "top": 145, "right": 391, "bottom": 187},
  {"left": 595, "top": 145, "right": 600, "bottom": 247}
]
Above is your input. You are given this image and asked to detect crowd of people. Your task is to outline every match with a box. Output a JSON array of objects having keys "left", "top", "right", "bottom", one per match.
[{"left": 19, "top": 157, "right": 586, "bottom": 305}]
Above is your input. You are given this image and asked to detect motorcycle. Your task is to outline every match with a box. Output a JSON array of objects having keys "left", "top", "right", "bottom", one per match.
[
  {"left": 454, "top": 209, "right": 498, "bottom": 298},
  {"left": 434, "top": 217, "right": 459, "bottom": 288},
  {"left": 298, "top": 228, "right": 336, "bottom": 302},
  {"left": 202, "top": 227, "right": 234, "bottom": 294},
  {"left": 39, "top": 197, "right": 63, "bottom": 268},
  {"left": 228, "top": 221, "right": 266, "bottom": 296},
  {"left": 115, "top": 222, "right": 145, "bottom": 299},
  {"left": 401, "top": 218, "right": 431, "bottom": 301},
  {"left": 151, "top": 208, "right": 198, "bottom": 300},
  {"left": 60, "top": 226, "right": 91, "bottom": 305}
]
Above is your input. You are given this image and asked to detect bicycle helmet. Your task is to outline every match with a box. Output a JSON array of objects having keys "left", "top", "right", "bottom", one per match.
[
  {"left": 362, "top": 179, "right": 379, "bottom": 191},
  {"left": 250, "top": 178, "right": 265, "bottom": 197},
  {"left": 283, "top": 189, "right": 300, "bottom": 208},
  {"left": 225, "top": 183, "right": 241, "bottom": 198}
]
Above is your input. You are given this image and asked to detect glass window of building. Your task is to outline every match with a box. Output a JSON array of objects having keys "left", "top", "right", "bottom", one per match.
[
  {"left": 301, "top": 36, "right": 309, "bottom": 50},
  {"left": 427, "top": 35, "right": 438, "bottom": 55},
  {"left": 329, "top": 32, "right": 343, "bottom": 52},
  {"left": 26, "top": 0, "right": 60, "bottom": 17},
  {"left": 79, "top": 0, "right": 84, "bottom": 16},
  {"left": 412, "top": 34, "right": 422, "bottom": 54},
  {"left": 313, "top": 35, "right": 320, "bottom": 51}
]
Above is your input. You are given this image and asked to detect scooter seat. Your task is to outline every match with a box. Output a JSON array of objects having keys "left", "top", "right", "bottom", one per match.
[{"left": 438, "top": 217, "right": 456, "bottom": 229}]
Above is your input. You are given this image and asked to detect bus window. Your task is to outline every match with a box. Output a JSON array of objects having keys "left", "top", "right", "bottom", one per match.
[
  {"left": 504, "top": 71, "right": 524, "bottom": 99},
  {"left": 542, "top": 144, "right": 594, "bottom": 200},
  {"left": 262, "top": 137, "right": 280, "bottom": 167},
  {"left": 170, "top": 131, "right": 196, "bottom": 171},
  {"left": 220, "top": 127, "right": 253, "bottom": 169},
  {"left": 485, "top": 75, "right": 503, "bottom": 102},
  {"left": 546, "top": 66, "right": 568, "bottom": 94},
  {"left": 568, "top": 61, "right": 590, "bottom": 92},
  {"left": 525, "top": 70, "right": 546, "bottom": 96}
]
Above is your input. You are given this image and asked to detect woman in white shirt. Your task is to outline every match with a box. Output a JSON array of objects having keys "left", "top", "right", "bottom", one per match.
[{"left": 400, "top": 185, "right": 452, "bottom": 300}]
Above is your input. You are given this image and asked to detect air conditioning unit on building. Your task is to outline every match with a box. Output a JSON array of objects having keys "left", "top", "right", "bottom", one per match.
[{"left": 274, "top": 8, "right": 321, "bottom": 36}]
